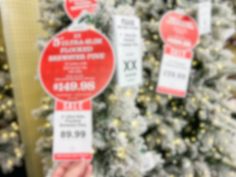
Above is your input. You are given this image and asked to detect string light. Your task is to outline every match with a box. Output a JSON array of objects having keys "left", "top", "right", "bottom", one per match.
[
  {"left": 7, "top": 100, "right": 13, "bottom": 107},
  {"left": 149, "top": 85, "right": 154, "bottom": 91},
  {"left": 131, "top": 120, "right": 140, "bottom": 128},
  {"left": 202, "top": 96, "right": 209, "bottom": 103},
  {"left": 3, "top": 64, "right": 9, "bottom": 70},
  {"left": 168, "top": 95, "right": 173, "bottom": 100},
  {"left": 10, "top": 132, "right": 17, "bottom": 138},
  {"left": 172, "top": 107, "right": 177, "bottom": 112},
  {"left": 0, "top": 46, "right": 4, "bottom": 52},
  {"left": 156, "top": 138, "right": 161, "bottom": 144},
  {"left": 182, "top": 111, "right": 187, "bottom": 116},
  {"left": 45, "top": 123, "right": 51, "bottom": 128},
  {"left": 217, "top": 64, "right": 224, "bottom": 70},
  {"left": 112, "top": 119, "right": 121, "bottom": 128},
  {"left": 14, "top": 148, "right": 23, "bottom": 158},
  {"left": 11, "top": 122, "right": 19, "bottom": 131},
  {"left": 191, "top": 137, "right": 196, "bottom": 143},
  {"left": 192, "top": 60, "right": 198, "bottom": 66},
  {"left": 139, "top": 88, "right": 145, "bottom": 94},
  {"left": 227, "top": 86, "right": 232, "bottom": 91},
  {"left": 1, "top": 133, "right": 9, "bottom": 140},
  {"left": 6, "top": 159, "right": 13, "bottom": 169},
  {"left": 42, "top": 104, "right": 50, "bottom": 110},
  {"left": 152, "top": 34, "right": 159, "bottom": 40},
  {"left": 191, "top": 97, "right": 196, "bottom": 103},
  {"left": 200, "top": 129, "right": 206, "bottom": 134},
  {"left": 155, "top": 95, "right": 161, "bottom": 102},
  {"left": 48, "top": 19, "right": 56, "bottom": 27},
  {"left": 159, "top": 128, "right": 167, "bottom": 135},
  {"left": 215, "top": 20, "right": 222, "bottom": 26},
  {"left": 146, "top": 136, "right": 152, "bottom": 142},
  {"left": 155, "top": 119, "right": 160, "bottom": 125},
  {"left": 1, "top": 104, "right": 6, "bottom": 110},
  {"left": 125, "top": 89, "right": 133, "bottom": 97},
  {"left": 116, "top": 147, "right": 127, "bottom": 160},
  {"left": 145, "top": 40, "right": 151, "bottom": 46},
  {"left": 108, "top": 94, "right": 117, "bottom": 102},
  {"left": 146, "top": 111, "right": 152, "bottom": 119},
  {"left": 154, "top": 60, "right": 160, "bottom": 66},
  {"left": 119, "top": 132, "right": 127, "bottom": 139},
  {"left": 174, "top": 138, "right": 181, "bottom": 145}
]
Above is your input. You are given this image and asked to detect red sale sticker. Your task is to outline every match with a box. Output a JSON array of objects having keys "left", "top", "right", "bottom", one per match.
[
  {"left": 156, "top": 45, "right": 193, "bottom": 97},
  {"left": 64, "top": 0, "right": 97, "bottom": 20},
  {"left": 53, "top": 101, "right": 93, "bottom": 161},
  {"left": 160, "top": 11, "right": 199, "bottom": 50},
  {"left": 39, "top": 28, "right": 115, "bottom": 102}
]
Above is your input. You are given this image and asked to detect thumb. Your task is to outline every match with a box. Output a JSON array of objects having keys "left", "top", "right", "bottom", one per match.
[{"left": 64, "top": 160, "right": 89, "bottom": 177}]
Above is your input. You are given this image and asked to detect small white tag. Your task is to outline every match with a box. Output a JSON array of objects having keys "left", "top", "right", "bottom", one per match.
[
  {"left": 198, "top": 0, "right": 212, "bottom": 35},
  {"left": 53, "top": 101, "right": 93, "bottom": 161},
  {"left": 113, "top": 15, "right": 143, "bottom": 87},
  {"left": 156, "top": 45, "right": 193, "bottom": 98}
]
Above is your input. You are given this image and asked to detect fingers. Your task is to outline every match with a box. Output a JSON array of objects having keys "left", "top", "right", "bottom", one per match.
[
  {"left": 60, "top": 162, "right": 74, "bottom": 171},
  {"left": 83, "top": 165, "right": 93, "bottom": 177},
  {"left": 64, "top": 160, "right": 89, "bottom": 177},
  {"left": 52, "top": 160, "right": 92, "bottom": 177},
  {"left": 51, "top": 162, "right": 74, "bottom": 177}
]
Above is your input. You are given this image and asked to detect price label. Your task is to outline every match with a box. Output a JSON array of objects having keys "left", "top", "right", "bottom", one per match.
[
  {"left": 113, "top": 15, "right": 143, "bottom": 87},
  {"left": 160, "top": 11, "right": 199, "bottom": 50},
  {"left": 198, "top": 0, "right": 212, "bottom": 35},
  {"left": 39, "top": 28, "right": 115, "bottom": 102},
  {"left": 156, "top": 45, "right": 193, "bottom": 97},
  {"left": 64, "top": 0, "right": 97, "bottom": 20},
  {"left": 53, "top": 101, "right": 93, "bottom": 161}
]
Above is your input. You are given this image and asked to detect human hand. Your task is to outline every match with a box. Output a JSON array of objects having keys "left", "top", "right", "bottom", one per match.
[{"left": 52, "top": 160, "right": 92, "bottom": 177}]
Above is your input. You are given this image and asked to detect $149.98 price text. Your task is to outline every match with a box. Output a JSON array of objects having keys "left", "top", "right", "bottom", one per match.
[{"left": 53, "top": 81, "right": 95, "bottom": 92}]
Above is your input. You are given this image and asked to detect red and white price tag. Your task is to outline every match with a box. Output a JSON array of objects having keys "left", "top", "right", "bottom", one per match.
[
  {"left": 156, "top": 45, "right": 193, "bottom": 98},
  {"left": 64, "top": 0, "right": 97, "bottom": 20},
  {"left": 160, "top": 11, "right": 199, "bottom": 50},
  {"left": 53, "top": 101, "right": 93, "bottom": 161},
  {"left": 39, "top": 28, "right": 115, "bottom": 102},
  {"left": 157, "top": 11, "right": 199, "bottom": 97}
]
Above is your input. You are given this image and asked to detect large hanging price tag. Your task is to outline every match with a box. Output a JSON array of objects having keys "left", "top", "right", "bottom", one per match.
[
  {"left": 113, "top": 15, "right": 143, "bottom": 87},
  {"left": 64, "top": 0, "right": 97, "bottom": 20},
  {"left": 157, "top": 45, "right": 193, "bottom": 97},
  {"left": 53, "top": 101, "right": 93, "bottom": 161},
  {"left": 39, "top": 28, "right": 115, "bottom": 102}
]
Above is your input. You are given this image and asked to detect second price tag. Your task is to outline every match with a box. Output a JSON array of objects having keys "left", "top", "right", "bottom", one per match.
[
  {"left": 53, "top": 101, "right": 93, "bottom": 161},
  {"left": 156, "top": 45, "right": 193, "bottom": 98},
  {"left": 113, "top": 15, "right": 142, "bottom": 87}
]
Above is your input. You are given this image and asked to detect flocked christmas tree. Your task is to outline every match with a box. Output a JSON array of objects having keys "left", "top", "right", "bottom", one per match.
[
  {"left": 135, "top": 0, "right": 236, "bottom": 176},
  {"left": 34, "top": 0, "right": 158, "bottom": 176},
  {"left": 0, "top": 39, "right": 23, "bottom": 173},
  {"left": 35, "top": 0, "right": 236, "bottom": 176}
]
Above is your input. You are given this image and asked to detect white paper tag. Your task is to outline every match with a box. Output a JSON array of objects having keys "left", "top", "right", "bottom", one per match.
[
  {"left": 156, "top": 45, "right": 193, "bottom": 98},
  {"left": 53, "top": 101, "right": 93, "bottom": 161},
  {"left": 198, "top": 0, "right": 212, "bottom": 35},
  {"left": 113, "top": 15, "right": 142, "bottom": 87}
]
